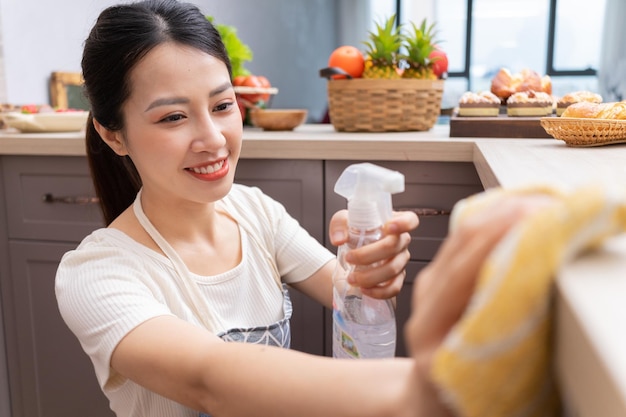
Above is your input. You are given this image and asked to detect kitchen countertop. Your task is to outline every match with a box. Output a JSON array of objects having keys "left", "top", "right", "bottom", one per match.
[{"left": 1, "top": 123, "right": 625, "bottom": 415}]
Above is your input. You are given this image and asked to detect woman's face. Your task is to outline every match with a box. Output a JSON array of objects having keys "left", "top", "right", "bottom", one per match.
[{"left": 117, "top": 42, "right": 243, "bottom": 207}]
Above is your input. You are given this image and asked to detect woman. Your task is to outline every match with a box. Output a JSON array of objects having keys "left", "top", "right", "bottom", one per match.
[{"left": 56, "top": 1, "right": 419, "bottom": 416}]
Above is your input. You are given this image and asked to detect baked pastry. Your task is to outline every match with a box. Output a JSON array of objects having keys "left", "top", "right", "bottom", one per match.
[
  {"left": 556, "top": 91, "right": 603, "bottom": 116},
  {"left": 457, "top": 91, "right": 501, "bottom": 116},
  {"left": 506, "top": 91, "right": 554, "bottom": 116},
  {"left": 561, "top": 101, "right": 626, "bottom": 119},
  {"left": 490, "top": 68, "right": 552, "bottom": 101}
]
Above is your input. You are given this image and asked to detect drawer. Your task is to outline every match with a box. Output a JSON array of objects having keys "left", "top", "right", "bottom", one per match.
[
  {"left": 2, "top": 156, "right": 104, "bottom": 242},
  {"left": 324, "top": 160, "right": 484, "bottom": 261}
]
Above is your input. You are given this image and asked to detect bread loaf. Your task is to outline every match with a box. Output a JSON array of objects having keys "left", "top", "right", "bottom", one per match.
[
  {"left": 561, "top": 101, "right": 626, "bottom": 120},
  {"left": 490, "top": 68, "right": 552, "bottom": 100}
]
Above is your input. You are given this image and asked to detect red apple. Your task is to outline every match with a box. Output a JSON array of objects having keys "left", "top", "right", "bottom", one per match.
[{"left": 429, "top": 49, "right": 449, "bottom": 78}]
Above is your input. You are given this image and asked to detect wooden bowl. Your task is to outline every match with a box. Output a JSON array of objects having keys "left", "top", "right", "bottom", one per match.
[{"left": 249, "top": 109, "right": 308, "bottom": 131}]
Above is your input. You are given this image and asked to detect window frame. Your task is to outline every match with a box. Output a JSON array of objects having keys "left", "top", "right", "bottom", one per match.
[{"left": 396, "top": 0, "right": 599, "bottom": 88}]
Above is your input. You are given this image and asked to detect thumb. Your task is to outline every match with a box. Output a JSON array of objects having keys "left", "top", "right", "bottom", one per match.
[{"left": 328, "top": 209, "right": 349, "bottom": 246}]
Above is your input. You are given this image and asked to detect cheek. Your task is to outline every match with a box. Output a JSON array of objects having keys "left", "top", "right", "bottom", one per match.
[{"left": 226, "top": 117, "right": 244, "bottom": 155}]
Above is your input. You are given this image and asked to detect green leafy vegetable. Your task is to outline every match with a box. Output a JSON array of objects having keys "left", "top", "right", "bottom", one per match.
[{"left": 207, "top": 16, "right": 253, "bottom": 78}]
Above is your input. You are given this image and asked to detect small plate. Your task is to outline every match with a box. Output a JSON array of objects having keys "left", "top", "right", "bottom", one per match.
[{"left": 2, "top": 111, "right": 89, "bottom": 133}]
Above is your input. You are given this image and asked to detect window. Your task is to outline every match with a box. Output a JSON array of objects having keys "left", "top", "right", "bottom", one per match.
[{"left": 397, "top": 0, "right": 607, "bottom": 108}]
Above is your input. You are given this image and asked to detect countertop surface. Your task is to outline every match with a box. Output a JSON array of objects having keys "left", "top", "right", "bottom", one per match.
[{"left": 1, "top": 123, "right": 625, "bottom": 415}]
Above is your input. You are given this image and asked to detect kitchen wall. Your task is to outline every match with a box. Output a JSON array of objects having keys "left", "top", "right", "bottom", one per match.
[{"left": 0, "top": 0, "right": 368, "bottom": 122}]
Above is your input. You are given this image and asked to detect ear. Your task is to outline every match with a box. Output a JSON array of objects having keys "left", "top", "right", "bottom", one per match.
[{"left": 92, "top": 118, "right": 128, "bottom": 156}]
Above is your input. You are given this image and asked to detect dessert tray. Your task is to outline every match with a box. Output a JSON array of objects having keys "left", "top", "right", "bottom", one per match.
[
  {"left": 1, "top": 111, "right": 89, "bottom": 133},
  {"left": 540, "top": 117, "right": 626, "bottom": 147}
]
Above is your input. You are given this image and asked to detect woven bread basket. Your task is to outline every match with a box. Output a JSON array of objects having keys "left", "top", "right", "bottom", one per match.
[
  {"left": 321, "top": 68, "right": 444, "bottom": 132},
  {"left": 540, "top": 117, "right": 626, "bottom": 147}
]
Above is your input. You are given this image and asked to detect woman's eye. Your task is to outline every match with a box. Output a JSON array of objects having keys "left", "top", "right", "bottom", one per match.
[
  {"left": 214, "top": 102, "right": 233, "bottom": 112},
  {"left": 160, "top": 113, "right": 185, "bottom": 123}
]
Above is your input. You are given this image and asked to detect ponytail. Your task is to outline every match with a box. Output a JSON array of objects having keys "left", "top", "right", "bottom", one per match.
[{"left": 86, "top": 114, "right": 141, "bottom": 225}]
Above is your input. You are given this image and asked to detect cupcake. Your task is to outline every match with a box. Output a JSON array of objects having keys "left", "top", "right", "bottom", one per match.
[
  {"left": 556, "top": 91, "right": 603, "bottom": 116},
  {"left": 506, "top": 91, "right": 554, "bottom": 117},
  {"left": 457, "top": 91, "right": 501, "bottom": 117}
]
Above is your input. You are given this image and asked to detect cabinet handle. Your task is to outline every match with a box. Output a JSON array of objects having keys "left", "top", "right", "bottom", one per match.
[
  {"left": 401, "top": 207, "right": 451, "bottom": 217},
  {"left": 42, "top": 193, "right": 99, "bottom": 205}
]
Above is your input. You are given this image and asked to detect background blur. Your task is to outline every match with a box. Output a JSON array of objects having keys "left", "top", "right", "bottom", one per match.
[{"left": 0, "top": 0, "right": 620, "bottom": 122}]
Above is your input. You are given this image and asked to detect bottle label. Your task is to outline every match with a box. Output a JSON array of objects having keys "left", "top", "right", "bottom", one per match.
[
  {"left": 333, "top": 308, "right": 360, "bottom": 359},
  {"left": 339, "top": 329, "right": 359, "bottom": 358}
]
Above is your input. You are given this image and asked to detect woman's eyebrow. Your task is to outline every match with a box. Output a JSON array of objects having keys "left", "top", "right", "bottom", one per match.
[
  {"left": 209, "top": 81, "right": 233, "bottom": 98},
  {"left": 144, "top": 97, "right": 189, "bottom": 112},
  {"left": 144, "top": 82, "right": 233, "bottom": 112}
]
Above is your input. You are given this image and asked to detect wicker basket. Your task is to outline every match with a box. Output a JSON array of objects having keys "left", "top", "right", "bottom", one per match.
[
  {"left": 540, "top": 117, "right": 626, "bottom": 147},
  {"left": 325, "top": 78, "right": 445, "bottom": 132}
]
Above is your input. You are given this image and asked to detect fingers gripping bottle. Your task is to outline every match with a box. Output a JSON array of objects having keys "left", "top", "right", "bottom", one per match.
[{"left": 332, "top": 163, "right": 405, "bottom": 359}]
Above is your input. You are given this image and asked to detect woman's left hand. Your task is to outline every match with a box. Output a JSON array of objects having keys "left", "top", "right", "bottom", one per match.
[{"left": 329, "top": 209, "right": 419, "bottom": 299}]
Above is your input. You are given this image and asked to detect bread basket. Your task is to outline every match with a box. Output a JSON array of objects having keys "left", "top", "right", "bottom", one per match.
[
  {"left": 320, "top": 67, "right": 444, "bottom": 132},
  {"left": 540, "top": 117, "right": 626, "bottom": 147}
]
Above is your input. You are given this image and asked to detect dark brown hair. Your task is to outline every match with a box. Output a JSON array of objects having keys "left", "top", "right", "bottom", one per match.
[{"left": 82, "top": 0, "right": 231, "bottom": 225}]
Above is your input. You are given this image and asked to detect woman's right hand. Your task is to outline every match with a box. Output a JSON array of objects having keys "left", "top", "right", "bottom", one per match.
[{"left": 402, "top": 192, "right": 556, "bottom": 416}]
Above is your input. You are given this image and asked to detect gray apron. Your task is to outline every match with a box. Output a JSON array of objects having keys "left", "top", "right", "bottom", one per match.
[{"left": 131, "top": 192, "right": 292, "bottom": 417}]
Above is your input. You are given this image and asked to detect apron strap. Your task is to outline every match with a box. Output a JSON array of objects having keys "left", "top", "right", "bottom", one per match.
[{"left": 132, "top": 190, "right": 219, "bottom": 332}]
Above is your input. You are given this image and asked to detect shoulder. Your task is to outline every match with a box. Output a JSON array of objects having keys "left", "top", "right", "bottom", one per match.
[{"left": 55, "top": 228, "right": 161, "bottom": 300}]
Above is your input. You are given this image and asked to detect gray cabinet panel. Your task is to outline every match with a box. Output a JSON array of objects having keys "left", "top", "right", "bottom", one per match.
[
  {"left": 4, "top": 241, "right": 113, "bottom": 417},
  {"left": 3, "top": 156, "right": 102, "bottom": 242},
  {"left": 235, "top": 159, "right": 326, "bottom": 355}
]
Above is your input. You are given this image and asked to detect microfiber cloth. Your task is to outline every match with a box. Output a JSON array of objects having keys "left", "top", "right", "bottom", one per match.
[{"left": 431, "top": 183, "right": 626, "bottom": 417}]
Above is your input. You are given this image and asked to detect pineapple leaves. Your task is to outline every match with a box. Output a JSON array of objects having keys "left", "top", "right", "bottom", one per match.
[{"left": 361, "top": 15, "right": 443, "bottom": 79}]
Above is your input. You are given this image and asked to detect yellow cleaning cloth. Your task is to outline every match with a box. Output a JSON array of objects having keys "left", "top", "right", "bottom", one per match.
[{"left": 431, "top": 184, "right": 626, "bottom": 417}]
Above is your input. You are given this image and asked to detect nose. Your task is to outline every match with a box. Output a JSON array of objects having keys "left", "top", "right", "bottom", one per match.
[{"left": 190, "top": 112, "right": 226, "bottom": 152}]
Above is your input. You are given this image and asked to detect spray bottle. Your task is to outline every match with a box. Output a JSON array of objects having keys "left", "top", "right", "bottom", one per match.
[{"left": 332, "top": 162, "right": 405, "bottom": 359}]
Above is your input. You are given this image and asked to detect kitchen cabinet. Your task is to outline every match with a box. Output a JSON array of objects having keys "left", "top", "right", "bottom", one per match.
[{"left": 0, "top": 155, "right": 110, "bottom": 417}]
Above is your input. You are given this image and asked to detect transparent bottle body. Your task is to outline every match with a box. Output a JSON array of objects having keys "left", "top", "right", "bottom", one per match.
[{"left": 332, "top": 227, "right": 397, "bottom": 359}]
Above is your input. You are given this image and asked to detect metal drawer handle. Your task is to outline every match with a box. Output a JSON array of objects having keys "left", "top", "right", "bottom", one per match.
[
  {"left": 401, "top": 207, "right": 451, "bottom": 217},
  {"left": 42, "top": 193, "right": 100, "bottom": 205}
]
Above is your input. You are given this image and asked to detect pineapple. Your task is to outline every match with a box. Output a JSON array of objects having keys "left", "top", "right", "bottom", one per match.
[
  {"left": 362, "top": 15, "right": 403, "bottom": 79},
  {"left": 402, "top": 19, "right": 438, "bottom": 79}
]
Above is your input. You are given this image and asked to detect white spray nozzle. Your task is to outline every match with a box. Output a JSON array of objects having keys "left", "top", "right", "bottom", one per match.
[{"left": 334, "top": 163, "right": 405, "bottom": 230}]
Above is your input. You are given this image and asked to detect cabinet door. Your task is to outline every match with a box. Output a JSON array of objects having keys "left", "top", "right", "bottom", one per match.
[
  {"left": 235, "top": 159, "right": 326, "bottom": 355},
  {"left": 4, "top": 241, "right": 113, "bottom": 417}
]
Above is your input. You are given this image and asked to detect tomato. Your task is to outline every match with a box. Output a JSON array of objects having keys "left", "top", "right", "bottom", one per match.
[
  {"left": 237, "top": 75, "right": 272, "bottom": 104},
  {"left": 328, "top": 45, "right": 364, "bottom": 78},
  {"left": 21, "top": 104, "right": 39, "bottom": 114},
  {"left": 233, "top": 75, "right": 247, "bottom": 86},
  {"left": 429, "top": 49, "right": 449, "bottom": 78}
]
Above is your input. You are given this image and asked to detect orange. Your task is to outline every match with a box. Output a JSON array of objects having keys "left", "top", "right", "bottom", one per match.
[{"left": 328, "top": 45, "right": 364, "bottom": 78}]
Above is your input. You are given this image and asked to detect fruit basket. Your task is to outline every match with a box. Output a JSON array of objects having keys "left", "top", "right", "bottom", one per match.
[
  {"left": 320, "top": 16, "right": 446, "bottom": 132},
  {"left": 321, "top": 68, "right": 444, "bottom": 132}
]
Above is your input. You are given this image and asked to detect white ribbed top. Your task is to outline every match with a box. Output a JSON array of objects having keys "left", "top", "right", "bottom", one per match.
[{"left": 55, "top": 184, "right": 334, "bottom": 417}]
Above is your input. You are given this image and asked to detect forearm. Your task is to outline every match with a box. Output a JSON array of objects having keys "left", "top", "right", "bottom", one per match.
[{"left": 198, "top": 342, "right": 413, "bottom": 417}]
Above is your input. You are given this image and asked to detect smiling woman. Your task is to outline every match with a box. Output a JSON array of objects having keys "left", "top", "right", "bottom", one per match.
[{"left": 53, "top": 2, "right": 419, "bottom": 417}]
